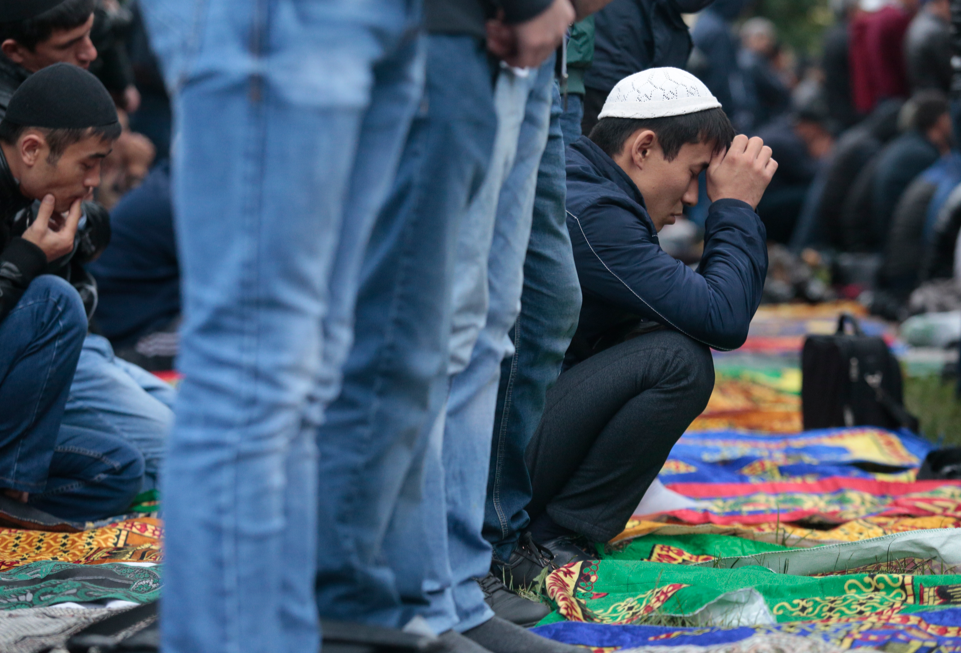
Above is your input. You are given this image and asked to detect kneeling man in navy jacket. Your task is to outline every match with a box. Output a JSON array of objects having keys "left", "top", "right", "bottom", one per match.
[{"left": 496, "top": 67, "right": 775, "bottom": 586}]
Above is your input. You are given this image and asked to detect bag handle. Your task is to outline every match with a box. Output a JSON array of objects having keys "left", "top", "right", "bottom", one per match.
[
  {"left": 874, "top": 384, "right": 921, "bottom": 433},
  {"left": 836, "top": 313, "right": 865, "bottom": 336}
]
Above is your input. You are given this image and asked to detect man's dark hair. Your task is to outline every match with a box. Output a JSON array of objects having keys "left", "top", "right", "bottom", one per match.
[
  {"left": 0, "top": 121, "right": 121, "bottom": 162},
  {"left": 588, "top": 107, "right": 736, "bottom": 161},
  {"left": 907, "top": 89, "right": 949, "bottom": 133},
  {"left": 0, "top": 0, "right": 95, "bottom": 51}
]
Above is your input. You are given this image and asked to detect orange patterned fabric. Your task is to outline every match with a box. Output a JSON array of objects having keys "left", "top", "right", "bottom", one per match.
[{"left": 0, "top": 518, "right": 162, "bottom": 570}]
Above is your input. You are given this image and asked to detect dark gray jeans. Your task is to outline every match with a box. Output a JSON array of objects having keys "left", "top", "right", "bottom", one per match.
[{"left": 525, "top": 329, "right": 715, "bottom": 542}]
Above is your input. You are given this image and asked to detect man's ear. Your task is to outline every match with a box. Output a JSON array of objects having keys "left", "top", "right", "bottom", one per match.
[
  {"left": 1, "top": 40, "right": 27, "bottom": 66},
  {"left": 19, "top": 132, "right": 46, "bottom": 168},
  {"left": 630, "top": 130, "right": 657, "bottom": 170}
]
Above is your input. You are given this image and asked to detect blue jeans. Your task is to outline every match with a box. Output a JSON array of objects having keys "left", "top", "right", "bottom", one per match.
[
  {"left": 32, "top": 418, "right": 145, "bottom": 522},
  {"left": 142, "top": 2, "right": 424, "bottom": 652},
  {"left": 398, "top": 59, "right": 555, "bottom": 635},
  {"left": 0, "top": 276, "right": 86, "bottom": 494},
  {"left": 314, "top": 34, "right": 496, "bottom": 628},
  {"left": 485, "top": 82, "right": 581, "bottom": 563},
  {"left": 558, "top": 91, "right": 583, "bottom": 148},
  {"left": 62, "top": 334, "right": 174, "bottom": 492}
]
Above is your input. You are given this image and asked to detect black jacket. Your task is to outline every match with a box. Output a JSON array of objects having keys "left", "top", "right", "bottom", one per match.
[
  {"left": 0, "top": 146, "right": 48, "bottom": 326},
  {"left": 564, "top": 137, "right": 767, "bottom": 368},
  {"left": 0, "top": 56, "right": 29, "bottom": 118},
  {"left": 425, "top": 0, "right": 552, "bottom": 37},
  {"left": 905, "top": 10, "right": 952, "bottom": 92},
  {"left": 585, "top": 0, "right": 709, "bottom": 95}
]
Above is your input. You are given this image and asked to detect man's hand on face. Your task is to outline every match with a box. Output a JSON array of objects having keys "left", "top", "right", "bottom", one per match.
[
  {"left": 22, "top": 195, "right": 82, "bottom": 262},
  {"left": 706, "top": 134, "right": 778, "bottom": 210},
  {"left": 486, "top": 0, "right": 575, "bottom": 69}
]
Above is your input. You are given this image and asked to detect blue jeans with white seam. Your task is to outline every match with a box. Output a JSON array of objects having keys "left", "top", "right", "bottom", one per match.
[{"left": 142, "top": 1, "right": 424, "bottom": 651}]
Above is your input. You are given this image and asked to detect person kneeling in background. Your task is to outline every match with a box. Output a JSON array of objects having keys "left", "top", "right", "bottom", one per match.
[
  {"left": 0, "top": 64, "right": 144, "bottom": 521},
  {"left": 495, "top": 68, "right": 775, "bottom": 585}
]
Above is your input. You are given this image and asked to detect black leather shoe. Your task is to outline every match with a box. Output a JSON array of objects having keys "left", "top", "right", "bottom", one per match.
[
  {"left": 491, "top": 532, "right": 597, "bottom": 590},
  {"left": 477, "top": 572, "right": 550, "bottom": 627},
  {"left": 539, "top": 534, "right": 596, "bottom": 570},
  {"left": 490, "top": 532, "right": 555, "bottom": 589}
]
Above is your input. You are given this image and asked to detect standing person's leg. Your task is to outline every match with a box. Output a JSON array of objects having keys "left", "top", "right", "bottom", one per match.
[
  {"left": 485, "top": 82, "right": 581, "bottom": 566},
  {"left": 382, "top": 66, "right": 537, "bottom": 637},
  {"left": 61, "top": 334, "right": 172, "bottom": 492},
  {"left": 443, "top": 58, "right": 555, "bottom": 632},
  {"left": 558, "top": 91, "right": 583, "bottom": 147},
  {"left": 525, "top": 330, "right": 714, "bottom": 543},
  {"left": 142, "top": 2, "right": 423, "bottom": 652},
  {"left": 0, "top": 276, "right": 86, "bottom": 496},
  {"left": 314, "top": 34, "right": 497, "bottom": 628}
]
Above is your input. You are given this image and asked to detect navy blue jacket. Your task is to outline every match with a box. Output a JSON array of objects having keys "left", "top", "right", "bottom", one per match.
[
  {"left": 585, "top": 0, "right": 711, "bottom": 95},
  {"left": 564, "top": 137, "right": 768, "bottom": 367},
  {"left": 88, "top": 161, "right": 180, "bottom": 346}
]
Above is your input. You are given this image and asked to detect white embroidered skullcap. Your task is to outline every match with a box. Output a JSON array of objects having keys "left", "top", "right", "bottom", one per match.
[{"left": 598, "top": 67, "right": 722, "bottom": 120}]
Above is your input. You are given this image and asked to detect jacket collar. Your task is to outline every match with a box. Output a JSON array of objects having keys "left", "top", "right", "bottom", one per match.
[
  {"left": 0, "top": 145, "right": 32, "bottom": 219},
  {"left": 570, "top": 136, "right": 648, "bottom": 211},
  {"left": 0, "top": 55, "right": 29, "bottom": 113}
]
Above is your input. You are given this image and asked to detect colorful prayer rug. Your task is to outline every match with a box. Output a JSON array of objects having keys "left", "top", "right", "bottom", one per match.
[
  {"left": 541, "top": 559, "right": 961, "bottom": 627},
  {"left": 661, "top": 428, "right": 932, "bottom": 485},
  {"left": 607, "top": 531, "right": 961, "bottom": 576},
  {"left": 534, "top": 613, "right": 961, "bottom": 652},
  {"left": 0, "top": 518, "right": 161, "bottom": 571},
  {"left": 688, "top": 368, "right": 801, "bottom": 434},
  {"left": 659, "top": 478, "right": 961, "bottom": 526},
  {"left": 614, "top": 515, "right": 961, "bottom": 547},
  {"left": 0, "top": 561, "right": 160, "bottom": 609}
]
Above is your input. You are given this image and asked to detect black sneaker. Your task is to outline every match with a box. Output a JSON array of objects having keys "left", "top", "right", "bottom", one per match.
[
  {"left": 490, "top": 532, "right": 555, "bottom": 589},
  {"left": 538, "top": 533, "right": 596, "bottom": 570},
  {"left": 491, "top": 532, "right": 596, "bottom": 590},
  {"left": 476, "top": 572, "right": 550, "bottom": 628}
]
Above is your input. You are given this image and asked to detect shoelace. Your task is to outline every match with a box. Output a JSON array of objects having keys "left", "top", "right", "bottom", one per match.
[
  {"left": 477, "top": 573, "right": 507, "bottom": 598},
  {"left": 517, "top": 532, "right": 555, "bottom": 568}
]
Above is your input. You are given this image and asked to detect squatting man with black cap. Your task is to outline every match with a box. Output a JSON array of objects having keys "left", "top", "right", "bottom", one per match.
[
  {"left": 0, "top": 0, "right": 175, "bottom": 515},
  {"left": 0, "top": 63, "right": 147, "bottom": 520},
  {"left": 495, "top": 68, "right": 775, "bottom": 585}
]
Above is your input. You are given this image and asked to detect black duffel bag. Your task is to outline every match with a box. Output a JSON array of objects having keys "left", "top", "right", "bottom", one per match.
[{"left": 801, "top": 313, "right": 919, "bottom": 433}]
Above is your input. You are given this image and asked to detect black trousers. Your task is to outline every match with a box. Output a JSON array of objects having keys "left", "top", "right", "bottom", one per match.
[
  {"left": 525, "top": 329, "right": 714, "bottom": 541},
  {"left": 581, "top": 87, "right": 607, "bottom": 138}
]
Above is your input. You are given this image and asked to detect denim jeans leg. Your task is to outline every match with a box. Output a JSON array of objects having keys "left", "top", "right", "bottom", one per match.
[
  {"left": 0, "top": 276, "right": 86, "bottom": 493},
  {"left": 31, "top": 423, "right": 145, "bottom": 521},
  {"left": 315, "top": 34, "right": 496, "bottom": 628},
  {"left": 486, "top": 82, "right": 581, "bottom": 563},
  {"left": 143, "top": 2, "right": 424, "bottom": 652},
  {"left": 61, "top": 334, "right": 172, "bottom": 492},
  {"left": 443, "top": 57, "right": 555, "bottom": 632},
  {"left": 558, "top": 91, "right": 584, "bottom": 147}
]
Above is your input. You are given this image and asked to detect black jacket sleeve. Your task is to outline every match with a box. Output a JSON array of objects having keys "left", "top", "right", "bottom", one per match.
[
  {"left": 0, "top": 237, "right": 47, "bottom": 325},
  {"left": 570, "top": 198, "right": 768, "bottom": 350},
  {"left": 501, "top": 0, "right": 554, "bottom": 24}
]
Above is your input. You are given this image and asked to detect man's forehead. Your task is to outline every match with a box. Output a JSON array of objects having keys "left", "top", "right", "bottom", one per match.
[
  {"left": 47, "top": 13, "right": 95, "bottom": 44},
  {"left": 678, "top": 140, "right": 718, "bottom": 165}
]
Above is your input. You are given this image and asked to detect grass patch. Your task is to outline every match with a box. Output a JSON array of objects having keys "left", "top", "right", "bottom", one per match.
[{"left": 904, "top": 375, "right": 961, "bottom": 446}]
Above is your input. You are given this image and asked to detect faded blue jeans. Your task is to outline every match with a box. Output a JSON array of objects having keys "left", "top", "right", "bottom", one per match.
[
  {"left": 63, "top": 334, "right": 174, "bottom": 493},
  {"left": 392, "top": 58, "right": 555, "bottom": 635},
  {"left": 0, "top": 276, "right": 86, "bottom": 495},
  {"left": 0, "top": 277, "right": 142, "bottom": 522},
  {"left": 558, "top": 91, "right": 584, "bottom": 149},
  {"left": 142, "top": 2, "right": 424, "bottom": 652},
  {"left": 486, "top": 82, "right": 581, "bottom": 563},
  {"left": 314, "top": 34, "right": 497, "bottom": 628}
]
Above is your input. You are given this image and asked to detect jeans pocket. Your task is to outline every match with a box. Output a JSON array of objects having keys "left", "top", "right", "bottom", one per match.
[{"left": 140, "top": 0, "right": 210, "bottom": 93}]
